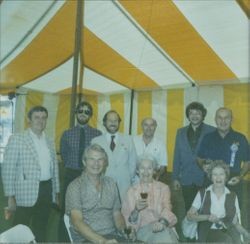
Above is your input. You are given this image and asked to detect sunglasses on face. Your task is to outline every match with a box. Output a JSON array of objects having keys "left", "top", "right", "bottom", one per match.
[{"left": 77, "top": 109, "right": 91, "bottom": 116}]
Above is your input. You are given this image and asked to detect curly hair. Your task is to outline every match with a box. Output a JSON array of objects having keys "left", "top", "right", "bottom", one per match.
[
  {"left": 185, "top": 102, "right": 207, "bottom": 119},
  {"left": 207, "top": 160, "right": 230, "bottom": 181}
]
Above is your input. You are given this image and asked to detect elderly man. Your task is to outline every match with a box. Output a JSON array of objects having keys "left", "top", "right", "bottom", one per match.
[
  {"left": 92, "top": 110, "right": 137, "bottom": 201},
  {"left": 65, "top": 144, "right": 134, "bottom": 243},
  {"left": 198, "top": 107, "right": 250, "bottom": 208},
  {"left": 2, "top": 106, "right": 60, "bottom": 242},
  {"left": 133, "top": 117, "right": 167, "bottom": 181}
]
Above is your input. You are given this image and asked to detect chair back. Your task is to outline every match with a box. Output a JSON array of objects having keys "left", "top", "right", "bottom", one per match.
[
  {"left": 64, "top": 214, "right": 73, "bottom": 242},
  {"left": 0, "top": 224, "right": 36, "bottom": 243}
]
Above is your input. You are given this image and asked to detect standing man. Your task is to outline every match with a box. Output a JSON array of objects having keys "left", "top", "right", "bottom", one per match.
[
  {"left": 92, "top": 110, "right": 137, "bottom": 201},
  {"left": 133, "top": 117, "right": 167, "bottom": 181},
  {"left": 172, "top": 102, "right": 215, "bottom": 212},
  {"left": 2, "top": 106, "right": 60, "bottom": 242},
  {"left": 59, "top": 101, "right": 101, "bottom": 241},
  {"left": 198, "top": 107, "right": 250, "bottom": 208}
]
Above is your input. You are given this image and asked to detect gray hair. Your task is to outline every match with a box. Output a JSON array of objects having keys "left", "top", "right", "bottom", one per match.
[
  {"left": 83, "top": 144, "right": 108, "bottom": 167},
  {"left": 137, "top": 154, "right": 158, "bottom": 171},
  {"left": 141, "top": 117, "right": 157, "bottom": 127}
]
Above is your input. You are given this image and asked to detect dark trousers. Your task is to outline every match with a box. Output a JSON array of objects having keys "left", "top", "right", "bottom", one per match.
[
  {"left": 13, "top": 180, "right": 52, "bottom": 242},
  {"left": 182, "top": 184, "right": 200, "bottom": 212},
  {"left": 58, "top": 168, "right": 82, "bottom": 242}
]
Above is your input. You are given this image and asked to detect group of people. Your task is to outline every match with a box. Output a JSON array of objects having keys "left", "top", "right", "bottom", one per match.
[{"left": 1, "top": 101, "right": 249, "bottom": 243}]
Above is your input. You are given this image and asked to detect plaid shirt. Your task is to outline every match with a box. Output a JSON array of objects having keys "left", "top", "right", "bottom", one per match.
[{"left": 60, "top": 125, "right": 102, "bottom": 169}]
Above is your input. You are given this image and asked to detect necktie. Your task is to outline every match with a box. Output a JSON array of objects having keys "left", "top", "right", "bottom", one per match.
[
  {"left": 110, "top": 135, "right": 116, "bottom": 151},
  {"left": 78, "top": 127, "right": 85, "bottom": 168}
]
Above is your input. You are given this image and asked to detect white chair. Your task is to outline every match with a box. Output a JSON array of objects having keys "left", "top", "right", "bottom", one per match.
[
  {"left": 0, "top": 224, "right": 36, "bottom": 243},
  {"left": 64, "top": 214, "right": 73, "bottom": 242}
]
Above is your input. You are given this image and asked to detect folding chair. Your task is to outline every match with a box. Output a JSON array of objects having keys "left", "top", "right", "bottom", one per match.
[
  {"left": 64, "top": 214, "right": 73, "bottom": 242},
  {"left": 0, "top": 224, "right": 36, "bottom": 243}
]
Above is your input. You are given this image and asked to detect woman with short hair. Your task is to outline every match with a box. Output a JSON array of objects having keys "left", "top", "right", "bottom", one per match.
[
  {"left": 122, "top": 154, "right": 178, "bottom": 243},
  {"left": 187, "top": 160, "right": 242, "bottom": 243}
]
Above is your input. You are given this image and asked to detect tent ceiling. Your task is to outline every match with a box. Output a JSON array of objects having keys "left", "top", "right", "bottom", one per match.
[{"left": 0, "top": 0, "right": 249, "bottom": 95}]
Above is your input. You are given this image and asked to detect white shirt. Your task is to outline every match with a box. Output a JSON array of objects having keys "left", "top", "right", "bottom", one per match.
[
  {"left": 106, "top": 133, "right": 118, "bottom": 146},
  {"left": 192, "top": 185, "right": 240, "bottom": 229},
  {"left": 133, "top": 135, "right": 167, "bottom": 167},
  {"left": 29, "top": 129, "right": 51, "bottom": 181}
]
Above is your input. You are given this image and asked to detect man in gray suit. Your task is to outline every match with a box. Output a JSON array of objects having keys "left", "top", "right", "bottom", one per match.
[
  {"left": 92, "top": 110, "right": 137, "bottom": 201},
  {"left": 2, "top": 106, "right": 60, "bottom": 242}
]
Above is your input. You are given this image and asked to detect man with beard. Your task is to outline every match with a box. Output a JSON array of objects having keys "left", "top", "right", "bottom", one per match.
[
  {"left": 58, "top": 101, "right": 101, "bottom": 241},
  {"left": 92, "top": 110, "right": 137, "bottom": 201}
]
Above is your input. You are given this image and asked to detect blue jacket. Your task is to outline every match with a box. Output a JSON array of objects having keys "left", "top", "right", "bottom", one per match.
[{"left": 172, "top": 123, "right": 215, "bottom": 186}]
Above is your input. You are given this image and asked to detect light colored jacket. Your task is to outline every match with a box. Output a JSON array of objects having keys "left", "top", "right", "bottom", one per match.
[
  {"left": 2, "top": 130, "right": 60, "bottom": 206},
  {"left": 92, "top": 133, "right": 137, "bottom": 201}
]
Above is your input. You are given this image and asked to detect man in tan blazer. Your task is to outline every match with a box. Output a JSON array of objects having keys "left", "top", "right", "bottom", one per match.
[{"left": 2, "top": 106, "right": 60, "bottom": 242}]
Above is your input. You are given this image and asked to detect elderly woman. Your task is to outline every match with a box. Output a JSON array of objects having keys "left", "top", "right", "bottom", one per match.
[
  {"left": 187, "top": 160, "right": 243, "bottom": 243},
  {"left": 122, "top": 154, "right": 178, "bottom": 243}
]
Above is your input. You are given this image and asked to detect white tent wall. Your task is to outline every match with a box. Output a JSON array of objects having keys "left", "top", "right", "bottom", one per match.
[{"left": 14, "top": 83, "right": 249, "bottom": 173}]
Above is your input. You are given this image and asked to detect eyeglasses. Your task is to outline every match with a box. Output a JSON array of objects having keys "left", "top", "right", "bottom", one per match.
[{"left": 77, "top": 109, "right": 91, "bottom": 116}]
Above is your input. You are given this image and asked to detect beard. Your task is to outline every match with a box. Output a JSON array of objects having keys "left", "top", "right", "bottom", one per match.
[{"left": 77, "top": 116, "right": 89, "bottom": 125}]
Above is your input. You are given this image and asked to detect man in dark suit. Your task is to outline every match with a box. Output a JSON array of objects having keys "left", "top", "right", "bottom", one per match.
[
  {"left": 171, "top": 102, "right": 215, "bottom": 241},
  {"left": 172, "top": 102, "right": 215, "bottom": 211},
  {"left": 59, "top": 101, "right": 101, "bottom": 241}
]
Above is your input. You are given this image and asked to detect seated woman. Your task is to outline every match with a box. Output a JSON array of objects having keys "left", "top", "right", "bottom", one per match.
[
  {"left": 187, "top": 160, "right": 242, "bottom": 243},
  {"left": 65, "top": 144, "right": 134, "bottom": 243},
  {"left": 122, "top": 154, "right": 178, "bottom": 243}
]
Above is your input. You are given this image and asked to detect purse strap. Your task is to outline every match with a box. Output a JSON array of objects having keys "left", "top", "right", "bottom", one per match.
[{"left": 198, "top": 188, "right": 207, "bottom": 213}]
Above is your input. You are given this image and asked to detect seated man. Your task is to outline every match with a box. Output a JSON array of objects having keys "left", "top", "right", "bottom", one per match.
[{"left": 65, "top": 144, "right": 134, "bottom": 243}]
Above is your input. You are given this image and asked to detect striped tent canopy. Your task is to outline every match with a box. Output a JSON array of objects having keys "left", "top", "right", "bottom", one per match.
[
  {"left": 0, "top": 0, "right": 249, "bottom": 172},
  {"left": 1, "top": 0, "right": 249, "bottom": 95}
]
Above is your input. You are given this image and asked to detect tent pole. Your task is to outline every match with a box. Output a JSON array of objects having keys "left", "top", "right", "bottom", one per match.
[
  {"left": 129, "top": 89, "right": 134, "bottom": 135},
  {"left": 70, "top": 0, "right": 83, "bottom": 128}
]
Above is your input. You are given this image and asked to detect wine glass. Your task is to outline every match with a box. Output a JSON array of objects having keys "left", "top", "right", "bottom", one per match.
[
  {"left": 140, "top": 183, "right": 149, "bottom": 199},
  {"left": 140, "top": 192, "right": 148, "bottom": 199}
]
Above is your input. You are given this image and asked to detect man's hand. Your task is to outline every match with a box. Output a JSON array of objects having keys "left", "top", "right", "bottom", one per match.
[
  {"left": 227, "top": 176, "right": 240, "bottom": 186},
  {"left": 172, "top": 180, "right": 181, "bottom": 191},
  {"left": 8, "top": 196, "right": 16, "bottom": 211}
]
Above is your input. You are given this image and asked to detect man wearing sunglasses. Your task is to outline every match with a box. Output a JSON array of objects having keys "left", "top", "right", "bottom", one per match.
[{"left": 59, "top": 101, "right": 101, "bottom": 241}]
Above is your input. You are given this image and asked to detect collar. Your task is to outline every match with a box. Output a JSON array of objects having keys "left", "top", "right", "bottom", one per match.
[
  {"left": 106, "top": 132, "right": 118, "bottom": 140},
  {"left": 29, "top": 128, "right": 45, "bottom": 139},
  {"left": 206, "top": 185, "right": 231, "bottom": 195}
]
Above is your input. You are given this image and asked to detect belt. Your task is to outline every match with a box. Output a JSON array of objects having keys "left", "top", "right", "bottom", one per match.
[{"left": 39, "top": 179, "right": 52, "bottom": 185}]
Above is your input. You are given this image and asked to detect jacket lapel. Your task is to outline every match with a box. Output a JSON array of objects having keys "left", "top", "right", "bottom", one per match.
[{"left": 24, "top": 130, "right": 39, "bottom": 161}]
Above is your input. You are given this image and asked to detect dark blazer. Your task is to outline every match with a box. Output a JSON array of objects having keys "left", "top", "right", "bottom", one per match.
[{"left": 172, "top": 123, "right": 215, "bottom": 186}]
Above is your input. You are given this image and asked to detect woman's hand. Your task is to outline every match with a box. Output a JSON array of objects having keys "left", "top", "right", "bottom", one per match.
[
  {"left": 152, "top": 222, "right": 164, "bottom": 233},
  {"left": 135, "top": 198, "right": 148, "bottom": 211},
  {"left": 207, "top": 214, "right": 220, "bottom": 223}
]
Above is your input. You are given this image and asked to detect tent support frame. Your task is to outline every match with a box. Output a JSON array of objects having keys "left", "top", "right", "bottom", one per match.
[{"left": 70, "top": 0, "right": 83, "bottom": 128}]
